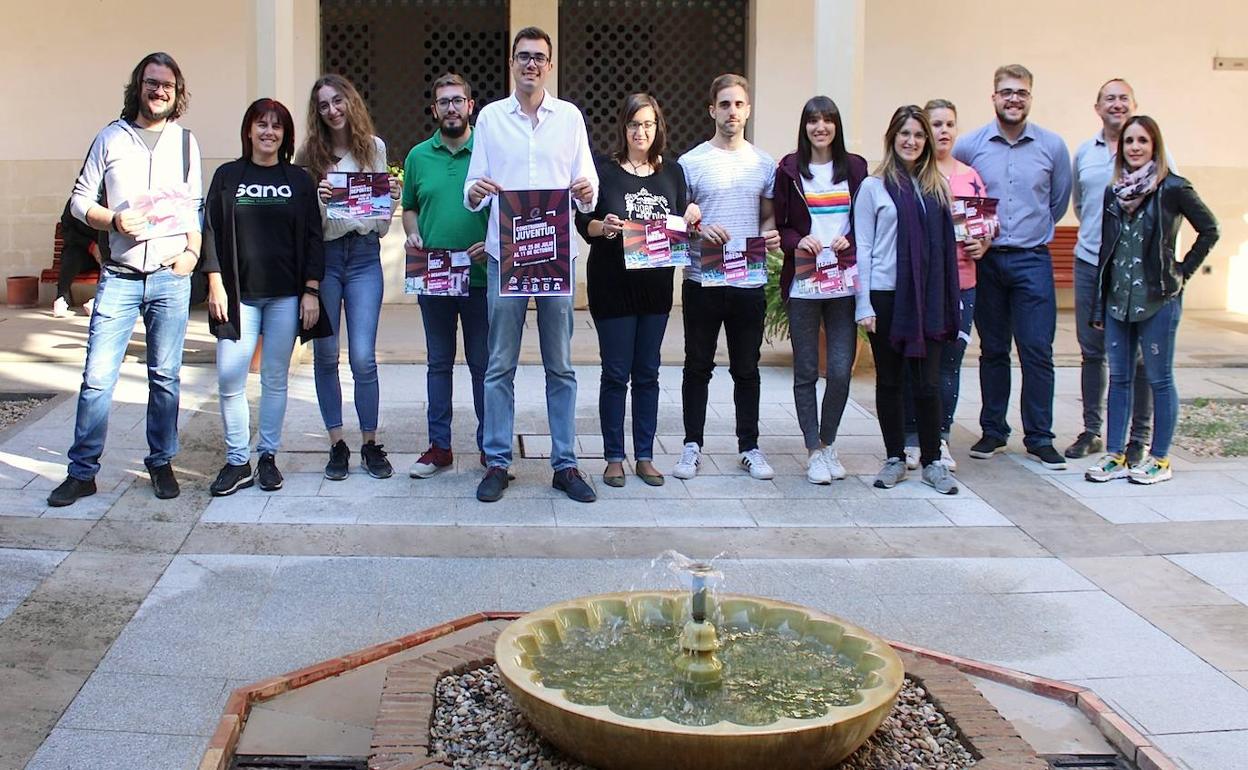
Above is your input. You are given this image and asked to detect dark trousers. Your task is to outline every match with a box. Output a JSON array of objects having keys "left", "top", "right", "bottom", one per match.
[
  {"left": 974, "top": 246, "right": 1056, "bottom": 449},
  {"left": 867, "top": 290, "right": 943, "bottom": 466},
  {"left": 681, "top": 281, "right": 764, "bottom": 452},
  {"left": 595, "top": 313, "right": 668, "bottom": 461}
]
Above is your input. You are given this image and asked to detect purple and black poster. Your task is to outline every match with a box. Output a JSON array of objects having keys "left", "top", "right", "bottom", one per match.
[{"left": 498, "top": 188, "right": 572, "bottom": 297}]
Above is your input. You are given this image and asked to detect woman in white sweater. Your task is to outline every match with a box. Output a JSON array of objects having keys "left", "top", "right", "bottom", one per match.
[
  {"left": 854, "top": 105, "right": 961, "bottom": 495},
  {"left": 296, "top": 74, "right": 399, "bottom": 482}
]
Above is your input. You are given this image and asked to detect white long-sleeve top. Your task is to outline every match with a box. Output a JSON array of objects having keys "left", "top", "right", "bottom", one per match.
[{"left": 462, "top": 90, "right": 598, "bottom": 260}]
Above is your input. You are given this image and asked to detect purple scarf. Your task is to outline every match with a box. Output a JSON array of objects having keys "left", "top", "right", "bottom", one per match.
[{"left": 883, "top": 175, "right": 960, "bottom": 357}]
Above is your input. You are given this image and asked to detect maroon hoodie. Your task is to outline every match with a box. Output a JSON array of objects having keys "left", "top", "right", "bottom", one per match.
[{"left": 774, "top": 151, "right": 869, "bottom": 301}]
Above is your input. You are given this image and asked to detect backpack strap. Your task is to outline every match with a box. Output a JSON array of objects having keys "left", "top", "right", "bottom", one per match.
[{"left": 182, "top": 127, "right": 192, "bottom": 183}]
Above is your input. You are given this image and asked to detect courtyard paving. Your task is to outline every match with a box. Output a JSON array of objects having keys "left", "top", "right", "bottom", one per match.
[{"left": 2, "top": 307, "right": 1248, "bottom": 769}]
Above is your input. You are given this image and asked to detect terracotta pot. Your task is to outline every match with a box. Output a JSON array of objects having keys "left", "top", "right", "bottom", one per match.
[{"left": 6, "top": 276, "right": 39, "bottom": 308}]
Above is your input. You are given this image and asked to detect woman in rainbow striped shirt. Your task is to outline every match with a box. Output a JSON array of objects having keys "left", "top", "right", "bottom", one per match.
[{"left": 774, "top": 96, "right": 869, "bottom": 485}]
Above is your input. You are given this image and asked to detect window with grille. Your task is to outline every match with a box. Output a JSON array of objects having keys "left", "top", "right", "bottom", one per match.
[
  {"left": 320, "top": 0, "right": 511, "bottom": 164},
  {"left": 558, "top": 0, "right": 749, "bottom": 159}
]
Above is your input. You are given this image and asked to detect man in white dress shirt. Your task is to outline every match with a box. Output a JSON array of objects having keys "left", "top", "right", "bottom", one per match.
[{"left": 464, "top": 26, "right": 599, "bottom": 504}]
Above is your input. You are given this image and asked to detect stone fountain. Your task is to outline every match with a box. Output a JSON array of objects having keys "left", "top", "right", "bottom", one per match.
[{"left": 494, "top": 562, "right": 904, "bottom": 770}]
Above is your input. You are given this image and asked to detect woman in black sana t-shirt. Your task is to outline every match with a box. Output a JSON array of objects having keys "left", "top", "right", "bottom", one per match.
[
  {"left": 200, "top": 98, "right": 327, "bottom": 497},
  {"left": 575, "top": 94, "right": 701, "bottom": 488}
]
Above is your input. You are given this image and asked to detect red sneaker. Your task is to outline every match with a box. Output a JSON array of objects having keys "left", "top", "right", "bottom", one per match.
[{"left": 409, "top": 445, "right": 453, "bottom": 478}]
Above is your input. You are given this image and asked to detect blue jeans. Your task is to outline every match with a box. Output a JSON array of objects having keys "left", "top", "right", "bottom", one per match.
[
  {"left": 67, "top": 268, "right": 190, "bottom": 480},
  {"left": 974, "top": 246, "right": 1057, "bottom": 449},
  {"left": 418, "top": 287, "right": 489, "bottom": 451},
  {"left": 904, "top": 286, "right": 976, "bottom": 442},
  {"left": 595, "top": 313, "right": 668, "bottom": 462},
  {"left": 313, "top": 233, "right": 383, "bottom": 433},
  {"left": 484, "top": 258, "right": 578, "bottom": 470},
  {"left": 1074, "top": 258, "right": 1152, "bottom": 442},
  {"left": 216, "top": 297, "right": 299, "bottom": 465},
  {"left": 1105, "top": 297, "right": 1181, "bottom": 458}
]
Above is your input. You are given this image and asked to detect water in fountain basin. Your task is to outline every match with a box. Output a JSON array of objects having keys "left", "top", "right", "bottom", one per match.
[{"left": 530, "top": 622, "right": 867, "bottom": 727}]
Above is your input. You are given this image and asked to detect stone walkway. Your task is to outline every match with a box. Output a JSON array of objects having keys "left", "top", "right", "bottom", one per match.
[{"left": 2, "top": 313, "right": 1248, "bottom": 769}]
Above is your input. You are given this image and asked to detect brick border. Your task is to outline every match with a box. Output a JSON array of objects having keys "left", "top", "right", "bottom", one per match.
[
  {"left": 201, "top": 615, "right": 1181, "bottom": 770},
  {"left": 196, "top": 611, "right": 521, "bottom": 770}
]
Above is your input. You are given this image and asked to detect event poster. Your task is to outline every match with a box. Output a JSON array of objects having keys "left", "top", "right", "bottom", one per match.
[
  {"left": 125, "top": 183, "right": 199, "bottom": 242},
  {"left": 699, "top": 237, "right": 767, "bottom": 287},
  {"left": 793, "top": 246, "right": 858, "bottom": 297},
  {"left": 498, "top": 188, "right": 572, "bottom": 296},
  {"left": 623, "top": 215, "right": 690, "bottom": 269},
  {"left": 326, "top": 172, "right": 392, "bottom": 220},
  {"left": 404, "top": 246, "right": 471, "bottom": 296},
  {"left": 951, "top": 196, "right": 1000, "bottom": 242}
]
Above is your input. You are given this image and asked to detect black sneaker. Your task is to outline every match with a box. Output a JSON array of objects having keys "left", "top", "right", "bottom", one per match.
[
  {"left": 553, "top": 467, "right": 596, "bottom": 503},
  {"left": 325, "top": 440, "right": 350, "bottom": 481},
  {"left": 147, "top": 462, "right": 180, "bottom": 500},
  {"left": 1027, "top": 444, "right": 1068, "bottom": 470},
  {"left": 256, "top": 453, "right": 283, "bottom": 491},
  {"left": 476, "top": 466, "right": 510, "bottom": 503},
  {"left": 46, "top": 476, "right": 96, "bottom": 507},
  {"left": 1064, "top": 432, "right": 1103, "bottom": 459},
  {"left": 361, "top": 441, "right": 393, "bottom": 479},
  {"left": 969, "top": 435, "right": 1007, "bottom": 459},
  {"left": 1125, "top": 440, "right": 1147, "bottom": 468},
  {"left": 210, "top": 462, "right": 254, "bottom": 497}
]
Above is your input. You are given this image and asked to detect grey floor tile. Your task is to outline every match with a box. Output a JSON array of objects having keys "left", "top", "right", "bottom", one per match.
[
  {"left": 57, "top": 672, "right": 227, "bottom": 736},
  {"left": 454, "top": 498, "right": 556, "bottom": 526},
  {"left": 1153, "top": 729, "right": 1248, "bottom": 770},
  {"left": 1166, "top": 552, "right": 1248, "bottom": 588},
  {"left": 1076, "top": 669, "right": 1248, "bottom": 734},
  {"left": 554, "top": 499, "right": 657, "bottom": 527},
  {"left": 25, "top": 728, "right": 207, "bottom": 770},
  {"left": 931, "top": 499, "right": 1014, "bottom": 527},
  {"left": 842, "top": 499, "right": 952, "bottom": 527},
  {"left": 744, "top": 498, "right": 852, "bottom": 527},
  {"left": 650, "top": 500, "right": 756, "bottom": 527},
  {"left": 1144, "top": 494, "right": 1248, "bottom": 522}
]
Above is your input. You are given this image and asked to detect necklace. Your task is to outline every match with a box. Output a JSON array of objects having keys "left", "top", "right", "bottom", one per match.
[{"left": 625, "top": 158, "right": 652, "bottom": 176}]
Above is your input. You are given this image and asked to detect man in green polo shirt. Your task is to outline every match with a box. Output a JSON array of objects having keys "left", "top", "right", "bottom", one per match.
[{"left": 402, "top": 72, "right": 489, "bottom": 478}]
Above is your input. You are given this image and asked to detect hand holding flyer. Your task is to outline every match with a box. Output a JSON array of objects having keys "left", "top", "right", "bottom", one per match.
[
  {"left": 326, "top": 172, "right": 393, "bottom": 220},
  {"left": 699, "top": 237, "right": 766, "bottom": 287},
  {"left": 498, "top": 189, "right": 573, "bottom": 296},
  {"left": 951, "top": 196, "right": 1000, "bottom": 242},
  {"left": 404, "top": 246, "right": 471, "bottom": 296},
  {"left": 125, "top": 183, "right": 199, "bottom": 241},
  {"left": 792, "top": 245, "right": 858, "bottom": 298},
  {"left": 623, "top": 214, "right": 689, "bottom": 269}
]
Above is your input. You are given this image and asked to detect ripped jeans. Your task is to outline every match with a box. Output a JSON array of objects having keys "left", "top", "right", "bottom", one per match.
[{"left": 1104, "top": 296, "right": 1181, "bottom": 458}]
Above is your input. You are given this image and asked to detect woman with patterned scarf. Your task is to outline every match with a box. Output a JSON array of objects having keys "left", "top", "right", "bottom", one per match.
[
  {"left": 853, "top": 106, "right": 961, "bottom": 495},
  {"left": 1085, "top": 116, "right": 1219, "bottom": 485}
]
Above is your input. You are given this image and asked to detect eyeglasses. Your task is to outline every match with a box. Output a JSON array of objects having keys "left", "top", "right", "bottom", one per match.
[
  {"left": 142, "top": 78, "right": 177, "bottom": 94},
  {"left": 995, "top": 88, "right": 1031, "bottom": 101},
  {"left": 317, "top": 96, "right": 346, "bottom": 115},
  {"left": 513, "top": 52, "right": 550, "bottom": 66},
  {"left": 627, "top": 120, "right": 657, "bottom": 132},
  {"left": 435, "top": 96, "right": 468, "bottom": 110}
]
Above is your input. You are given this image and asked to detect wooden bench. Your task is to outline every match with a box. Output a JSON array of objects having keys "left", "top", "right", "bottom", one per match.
[
  {"left": 39, "top": 222, "right": 100, "bottom": 291},
  {"left": 1048, "top": 225, "right": 1078, "bottom": 289}
]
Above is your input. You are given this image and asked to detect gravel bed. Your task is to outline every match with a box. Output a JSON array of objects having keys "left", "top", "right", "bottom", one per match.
[
  {"left": 431, "top": 666, "right": 975, "bottom": 770},
  {"left": 0, "top": 398, "right": 46, "bottom": 431},
  {"left": 1175, "top": 399, "right": 1248, "bottom": 457}
]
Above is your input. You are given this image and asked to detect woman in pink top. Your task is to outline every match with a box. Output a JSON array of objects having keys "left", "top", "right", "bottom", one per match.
[{"left": 901, "top": 99, "right": 990, "bottom": 471}]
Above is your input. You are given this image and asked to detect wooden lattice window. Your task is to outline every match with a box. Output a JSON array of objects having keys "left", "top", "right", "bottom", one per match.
[
  {"left": 321, "top": 0, "right": 511, "bottom": 164},
  {"left": 558, "top": 0, "right": 750, "bottom": 158}
]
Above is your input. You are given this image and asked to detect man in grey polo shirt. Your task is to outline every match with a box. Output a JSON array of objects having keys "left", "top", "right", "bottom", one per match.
[
  {"left": 1065, "top": 78, "right": 1151, "bottom": 463},
  {"left": 955, "top": 64, "right": 1072, "bottom": 470}
]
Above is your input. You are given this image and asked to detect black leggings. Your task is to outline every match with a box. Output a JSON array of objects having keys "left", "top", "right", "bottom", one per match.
[{"left": 867, "top": 290, "right": 944, "bottom": 466}]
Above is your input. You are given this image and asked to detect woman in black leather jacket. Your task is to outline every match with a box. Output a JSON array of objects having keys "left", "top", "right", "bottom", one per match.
[{"left": 1085, "top": 116, "right": 1218, "bottom": 486}]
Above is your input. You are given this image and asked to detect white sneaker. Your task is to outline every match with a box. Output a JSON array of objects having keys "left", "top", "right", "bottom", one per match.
[
  {"left": 739, "top": 448, "right": 775, "bottom": 480},
  {"left": 939, "top": 439, "right": 957, "bottom": 472},
  {"left": 822, "top": 445, "right": 847, "bottom": 480},
  {"left": 672, "top": 442, "right": 701, "bottom": 480},
  {"left": 81, "top": 298, "right": 95, "bottom": 317},
  {"left": 904, "top": 445, "right": 920, "bottom": 470},
  {"left": 806, "top": 449, "right": 831, "bottom": 485},
  {"left": 52, "top": 296, "right": 70, "bottom": 318}
]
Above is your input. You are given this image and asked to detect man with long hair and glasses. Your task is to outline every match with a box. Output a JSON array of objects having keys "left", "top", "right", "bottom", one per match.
[
  {"left": 955, "top": 64, "right": 1072, "bottom": 471},
  {"left": 49, "top": 52, "right": 203, "bottom": 508},
  {"left": 464, "top": 27, "right": 599, "bottom": 504}
]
